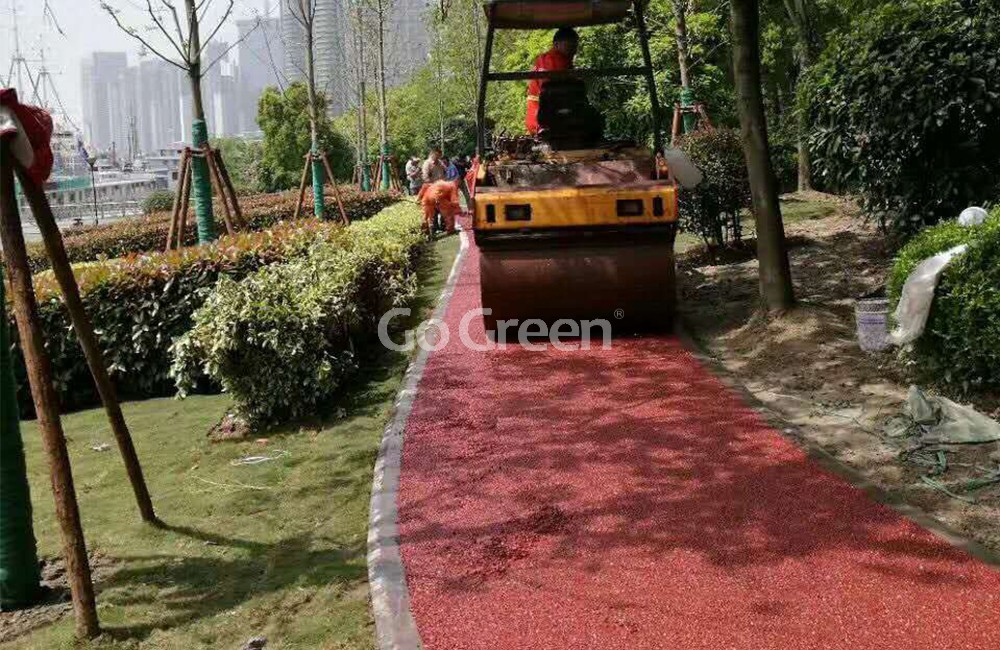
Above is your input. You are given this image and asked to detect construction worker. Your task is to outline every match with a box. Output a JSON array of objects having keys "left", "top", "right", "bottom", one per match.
[
  {"left": 422, "top": 147, "right": 446, "bottom": 184},
  {"left": 526, "top": 27, "right": 579, "bottom": 135},
  {"left": 418, "top": 179, "right": 460, "bottom": 236}
]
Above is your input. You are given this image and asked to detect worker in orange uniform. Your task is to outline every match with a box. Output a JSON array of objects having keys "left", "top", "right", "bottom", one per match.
[
  {"left": 525, "top": 27, "right": 579, "bottom": 135},
  {"left": 418, "top": 179, "right": 460, "bottom": 236}
]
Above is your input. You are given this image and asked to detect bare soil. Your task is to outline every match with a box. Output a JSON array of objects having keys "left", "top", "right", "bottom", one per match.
[
  {"left": 0, "top": 552, "right": 118, "bottom": 644},
  {"left": 679, "top": 192, "right": 1000, "bottom": 554}
]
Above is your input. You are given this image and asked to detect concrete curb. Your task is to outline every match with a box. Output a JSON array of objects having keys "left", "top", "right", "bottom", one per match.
[{"left": 367, "top": 232, "right": 469, "bottom": 650}]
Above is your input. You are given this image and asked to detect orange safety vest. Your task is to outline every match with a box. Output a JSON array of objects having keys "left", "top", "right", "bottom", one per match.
[{"left": 525, "top": 48, "right": 573, "bottom": 135}]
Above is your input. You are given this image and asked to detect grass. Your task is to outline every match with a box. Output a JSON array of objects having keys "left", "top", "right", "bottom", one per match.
[
  {"left": 8, "top": 234, "right": 462, "bottom": 650},
  {"left": 675, "top": 197, "right": 837, "bottom": 254}
]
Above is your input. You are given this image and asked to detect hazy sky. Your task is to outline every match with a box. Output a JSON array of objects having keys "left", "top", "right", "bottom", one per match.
[{"left": 1, "top": 0, "right": 276, "bottom": 126}]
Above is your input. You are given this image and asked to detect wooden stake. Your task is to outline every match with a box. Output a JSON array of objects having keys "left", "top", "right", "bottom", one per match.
[
  {"left": 320, "top": 153, "right": 349, "bottom": 225},
  {"left": 14, "top": 161, "right": 158, "bottom": 524},
  {"left": 213, "top": 150, "right": 244, "bottom": 227},
  {"left": 176, "top": 156, "right": 192, "bottom": 250},
  {"left": 166, "top": 149, "right": 190, "bottom": 252},
  {"left": 203, "top": 147, "right": 234, "bottom": 236},
  {"left": 293, "top": 153, "right": 311, "bottom": 221},
  {"left": 0, "top": 138, "right": 100, "bottom": 639}
]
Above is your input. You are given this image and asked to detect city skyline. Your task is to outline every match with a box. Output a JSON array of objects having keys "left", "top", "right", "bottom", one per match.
[
  {"left": 0, "top": 0, "right": 275, "bottom": 131},
  {"left": 7, "top": 1, "right": 432, "bottom": 157}
]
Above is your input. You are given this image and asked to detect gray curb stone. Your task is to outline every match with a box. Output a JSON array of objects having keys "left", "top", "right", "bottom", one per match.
[{"left": 367, "top": 232, "right": 469, "bottom": 650}]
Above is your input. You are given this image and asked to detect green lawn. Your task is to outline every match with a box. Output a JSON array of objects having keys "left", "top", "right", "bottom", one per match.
[{"left": 8, "top": 234, "right": 461, "bottom": 650}]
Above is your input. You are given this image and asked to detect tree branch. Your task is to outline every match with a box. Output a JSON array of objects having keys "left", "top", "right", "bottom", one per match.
[
  {"left": 200, "top": 17, "right": 259, "bottom": 77},
  {"left": 100, "top": 3, "right": 188, "bottom": 71},
  {"left": 195, "top": 0, "right": 235, "bottom": 61},
  {"left": 160, "top": 0, "right": 188, "bottom": 47},
  {"left": 145, "top": 0, "right": 189, "bottom": 63}
]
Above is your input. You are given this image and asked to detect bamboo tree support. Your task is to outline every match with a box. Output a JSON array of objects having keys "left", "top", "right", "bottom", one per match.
[
  {"left": 670, "top": 102, "right": 715, "bottom": 146},
  {"left": 165, "top": 145, "right": 241, "bottom": 251},
  {"left": 175, "top": 156, "right": 192, "bottom": 250},
  {"left": 13, "top": 154, "right": 158, "bottom": 525},
  {"left": 293, "top": 153, "right": 312, "bottom": 222},
  {"left": 165, "top": 148, "right": 191, "bottom": 252},
  {"left": 293, "top": 152, "right": 350, "bottom": 225},
  {"left": 320, "top": 152, "right": 350, "bottom": 225},
  {"left": 0, "top": 137, "right": 100, "bottom": 638},
  {"left": 213, "top": 151, "right": 244, "bottom": 227},
  {"left": 203, "top": 148, "right": 235, "bottom": 237}
]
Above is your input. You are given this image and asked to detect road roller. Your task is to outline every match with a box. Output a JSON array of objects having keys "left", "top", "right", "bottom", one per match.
[{"left": 471, "top": 0, "right": 683, "bottom": 335}]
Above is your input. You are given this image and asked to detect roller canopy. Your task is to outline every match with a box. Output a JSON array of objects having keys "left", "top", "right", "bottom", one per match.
[{"left": 484, "top": 0, "right": 637, "bottom": 29}]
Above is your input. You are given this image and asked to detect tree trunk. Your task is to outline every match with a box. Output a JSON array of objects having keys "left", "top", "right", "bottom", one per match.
[
  {"left": 0, "top": 263, "right": 42, "bottom": 610},
  {"left": 15, "top": 163, "right": 157, "bottom": 524},
  {"left": 185, "top": 0, "right": 215, "bottom": 243},
  {"left": 375, "top": 0, "right": 390, "bottom": 190},
  {"left": 730, "top": 0, "right": 795, "bottom": 312},
  {"left": 673, "top": 0, "right": 692, "bottom": 90},
  {"left": 301, "top": 0, "right": 326, "bottom": 216},
  {"left": 0, "top": 138, "right": 99, "bottom": 639}
]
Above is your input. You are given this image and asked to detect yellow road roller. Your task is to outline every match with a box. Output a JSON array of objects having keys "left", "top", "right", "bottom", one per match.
[{"left": 472, "top": 0, "right": 681, "bottom": 334}]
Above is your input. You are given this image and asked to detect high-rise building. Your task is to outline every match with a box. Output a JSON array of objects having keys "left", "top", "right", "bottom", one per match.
[
  {"left": 81, "top": 52, "right": 130, "bottom": 155},
  {"left": 237, "top": 15, "right": 285, "bottom": 133},
  {"left": 279, "top": 0, "right": 429, "bottom": 118}
]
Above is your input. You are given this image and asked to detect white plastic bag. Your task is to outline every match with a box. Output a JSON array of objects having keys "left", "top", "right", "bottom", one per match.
[
  {"left": 661, "top": 148, "right": 703, "bottom": 189},
  {"left": 890, "top": 245, "right": 967, "bottom": 345}
]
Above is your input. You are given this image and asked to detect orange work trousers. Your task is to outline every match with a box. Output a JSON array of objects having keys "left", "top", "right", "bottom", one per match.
[{"left": 419, "top": 181, "right": 459, "bottom": 234}]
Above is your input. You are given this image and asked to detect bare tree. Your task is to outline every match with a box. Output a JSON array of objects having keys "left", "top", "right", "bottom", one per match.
[
  {"left": 350, "top": 0, "right": 371, "bottom": 188},
  {"left": 284, "top": 0, "right": 327, "bottom": 214},
  {"left": 366, "top": 0, "right": 394, "bottom": 189},
  {"left": 101, "top": 0, "right": 257, "bottom": 243},
  {"left": 730, "top": 0, "right": 795, "bottom": 311}
]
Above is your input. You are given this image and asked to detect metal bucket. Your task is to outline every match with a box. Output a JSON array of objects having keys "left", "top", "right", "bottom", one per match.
[{"left": 855, "top": 297, "right": 890, "bottom": 352}]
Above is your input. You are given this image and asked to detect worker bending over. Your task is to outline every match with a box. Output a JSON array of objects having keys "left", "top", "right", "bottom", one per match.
[
  {"left": 526, "top": 27, "right": 579, "bottom": 135},
  {"left": 418, "top": 179, "right": 459, "bottom": 236}
]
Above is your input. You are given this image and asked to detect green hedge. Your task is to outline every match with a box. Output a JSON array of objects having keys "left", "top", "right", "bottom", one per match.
[
  {"left": 25, "top": 188, "right": 398, "bottom": 272},
  {"left": 676, "top": 128, "right": 752, "bottom": 247},
  {"left": 8, "top": 221, "right": 349, "bottom": 416},
  {"left": 171, "top": 202, "right": 425, "bottom": 425},
  {"left": 803, "top": 1, "right": 1000, "bottom": 236},
  {"left": 889, "top": 207, "right": 1000, "bottom": 391}
]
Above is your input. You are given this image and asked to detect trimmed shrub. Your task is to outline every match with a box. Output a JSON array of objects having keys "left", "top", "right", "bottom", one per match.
[
  {"left": 889, "top": 208, "right": 1000, "bottom": 391},
  {"left": 676, "top": 128, "right": 752, "bottom": 248},
  {"left": 7, "top": 221, "right": 349, "bottom": 416},
  {"left": 171, "top": 202, "right": 425, "bottom": 425},
  {"left": 142, "top": 190, "right": 175, "bottom": 215},
  {"left": 803, "top": 0, "right": 1000, "bottom": 236},
  {"left": 24, "top": 188, "right": 398, "bottom": 272}
]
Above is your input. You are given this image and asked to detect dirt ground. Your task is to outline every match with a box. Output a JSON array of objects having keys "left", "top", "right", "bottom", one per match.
[
  {"left": 679, "top": 192, "right": 1000, "bottom": 555},
  {"left": 0, "top": 553, "right": 118, "bottom": 643}
]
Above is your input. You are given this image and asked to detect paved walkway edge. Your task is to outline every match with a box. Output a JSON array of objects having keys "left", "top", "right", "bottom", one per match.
[{"left": 367, "top": 232, "right": 469, "bottom": 650}]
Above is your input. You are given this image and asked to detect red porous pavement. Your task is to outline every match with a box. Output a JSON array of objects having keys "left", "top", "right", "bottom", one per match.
[{"left": 396, "top": 234, "right": 1000, "bottom": 650}]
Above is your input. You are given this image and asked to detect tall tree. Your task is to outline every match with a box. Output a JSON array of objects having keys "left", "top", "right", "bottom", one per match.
[
  {"left": 782, "top": 0, "right": 819, "bottom": 191},
  {"left": 102, "top": 0, "right": 256, "bottom": 244},
  {"left": 367, "top": 0, "right": 394, "bottom": 189},
  {"left": 350, "top": 0, "right": 370, "bottom": 189},
  {"left": 284, "top": 0, "right": 325, "bottom": 216},
  {"left": 730, "top": 0, "right": 795, "bottom": 311}
]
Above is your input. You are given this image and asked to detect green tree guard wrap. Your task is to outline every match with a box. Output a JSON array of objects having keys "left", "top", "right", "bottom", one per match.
[
  {"left": 680, "top": 87, "right": 697, "bottom": 134},
  {"left": 190, "top": 119, "right": 216, "bottom": 243},
  {"left": 360, "top": 157, "right": 371, "bottom": 192},
  {"left": 380, "top": 143, "right": 391, "bottom": 191},
  {"left": 311, "top": 151, "right": 325, "bottom": 218},
  {"left": 0, "top": 268, "right": 42, "bottom": 609}
]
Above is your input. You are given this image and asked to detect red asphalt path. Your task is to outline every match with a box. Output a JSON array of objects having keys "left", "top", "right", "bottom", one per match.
[{"left": 397, "top": 234, "right": 999, "bottom": 650}]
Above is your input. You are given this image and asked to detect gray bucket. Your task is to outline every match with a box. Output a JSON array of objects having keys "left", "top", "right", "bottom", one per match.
[{"left": 855, "top": 297, "right": 890, "bottom": 352}]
